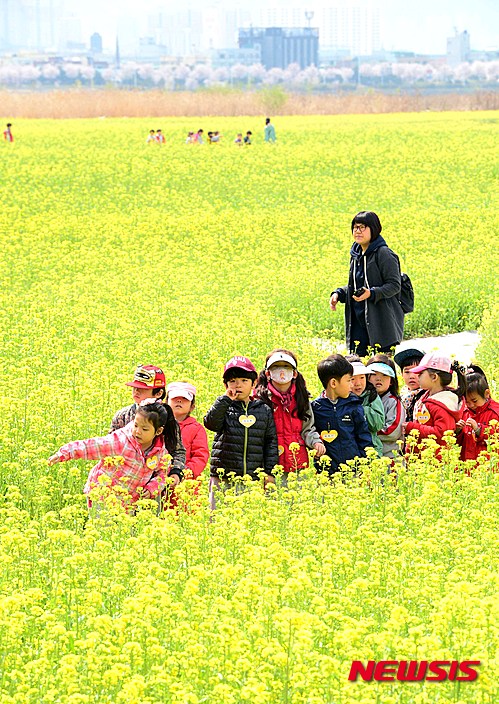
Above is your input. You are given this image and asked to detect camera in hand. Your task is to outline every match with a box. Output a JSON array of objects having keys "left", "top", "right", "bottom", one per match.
[{"left": 353, "top": 287, "right": 366, "bottom": 297}]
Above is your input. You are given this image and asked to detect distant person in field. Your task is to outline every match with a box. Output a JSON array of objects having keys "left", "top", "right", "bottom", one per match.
[
  {"left": 193, "top": 129, "right": 204, "bottom": 144},
  {"left": 186, "top": 131, "right": 194, "bottom": 144},
  {"left": 244, "top": 131, "right": 252, "bottom": 145},
  {"left": 329, "top": 211, "right": 404, "bottom": 356},
  {"left": 234, "top": 133, "right": 243, "bottom": 145},
  {"left": 211, "top": 131, "right": 221, "bottom": 143},
  {"left": 264, "top": 118, "right": 276, "bottom": 143},
  {"left": 3, "top": 123, "right": 13, "bottom": 142},
  {"left": 110, "top": 364, "right": 186, "bottom": 478},
  {"left": 146, "top": 129, "right": 156, "bottom": 143},
  {"left": 155, "top": 129, "right": 166, "bottom": 144}
]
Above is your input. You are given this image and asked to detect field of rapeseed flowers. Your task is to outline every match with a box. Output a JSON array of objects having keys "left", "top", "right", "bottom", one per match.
[{"left": 0, "top": 112, "right": 498, "bottom": 702}]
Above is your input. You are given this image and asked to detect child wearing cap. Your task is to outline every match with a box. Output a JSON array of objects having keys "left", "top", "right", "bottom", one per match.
[
  {"left": 255, "top": 349, "right": 325, "bottom": 477},
  {"left": 394, "top": 348, "right": 425, "bottom": 422},
  {"left": 312, "top": 354, "right": 372, "bottom": 474},
  {"left": 167, "top": 382, "right": 209, "bottom": 479},
  {"left": 366, "top": 354, "right": 405, "bottom": 459},
  {"left": 346, "top": 355, "right": 385, "bottom": 457},
  {"left": 110, "top": 365, "right": 185, "bottom": 477},
  {"left": 403, "top": 353, "right": 466, "bottom": 445},
  {"left": 204, "top": 356, "right": 279, "bottom": 503},
  {"left": 456, "top": 371, "right": 499, "bottom": 461}
]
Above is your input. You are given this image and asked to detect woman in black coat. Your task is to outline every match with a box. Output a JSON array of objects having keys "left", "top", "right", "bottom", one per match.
[{"left": 329, "top": 211, "right": 404, "bottom": 356}]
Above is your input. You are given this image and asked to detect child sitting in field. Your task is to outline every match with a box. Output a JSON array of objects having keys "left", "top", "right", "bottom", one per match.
[
  {"left": 394, "top": 348, "right": 425, "bottom": 422},
  {"left": 110, "top": 365, "right": 185, "bottom": 476},
  {"left": 254, "top": 350, "right": 325, "bottom": 478},
  {"left": 346, "top": 356, "right": 385, "bottom": 457},
  {"left": 403, "top": 353, "right": 466, "bottom": 445},
  {"left": 456, "top": 371, "right": 499, "bottom": 460},
  {"left": 366, "top": 354, "right": 405, "bottom": 458},
  {"left": 166, "top": 382, "right": 209, "bottom": 480},
  {"left": 312, "top": 354, "right": 372, "bottom": 474},
  {"left": 204, "top": 356, "right": 279, "bottom": 507},
  {"left": 48, "top": 399, "right": 183, "bottom": 506}
]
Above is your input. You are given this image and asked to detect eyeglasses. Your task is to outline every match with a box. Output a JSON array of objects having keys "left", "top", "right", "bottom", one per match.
[{"left": 352, "top": 224, "right": 366, "bottom": 233}]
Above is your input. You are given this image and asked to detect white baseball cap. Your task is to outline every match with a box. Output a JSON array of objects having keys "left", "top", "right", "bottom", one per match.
[{"left": 266, "top": 352, "right": 297, "bottom": 369}]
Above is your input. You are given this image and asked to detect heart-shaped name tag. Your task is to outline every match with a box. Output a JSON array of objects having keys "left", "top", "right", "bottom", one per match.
[
  {"left": 321, "top": 429, "right": 338, "bottom": 443},
  {"left": 239, "top": 414, "right": 256, "bottom": 428},
  {"left": 278, "top": 445, "right": 285, "bottom": 456},
  {"left": 146, "top": 456, "right": 159, "bottom": 470}
]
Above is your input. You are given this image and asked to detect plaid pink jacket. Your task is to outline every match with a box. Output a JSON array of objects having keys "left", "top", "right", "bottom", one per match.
[{"left": 53, "top": 422, "right": 170, "bottom": 500}]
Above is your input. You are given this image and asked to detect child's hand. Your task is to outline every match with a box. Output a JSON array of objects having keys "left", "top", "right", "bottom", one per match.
[
  {"left": 465, "top": 418, "right": 479, "bottom": 432},
  {"left": 225, "top": 388, "right": 238, "bottom": 399},
  {"left": 456, "top": 419, "right": 465, "bottom": 429},
  {"left": 48, "top": 454, "right": 59, "bottom": 466},
  {"left": 168, "top": 474, "right": 180, "bottom": 486},
  {"left": 264, "top": 475, "right": 276, "bottom": 487},
  {"left": 313, "top": 442, "right": 326, "bottom": 458}
]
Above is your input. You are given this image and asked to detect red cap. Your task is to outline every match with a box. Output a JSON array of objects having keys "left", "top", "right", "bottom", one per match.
[
  {"left": 223, "top": 356, "right": 257, "bottom": 379},
  {"left": 125, "top": 364, "right": 166, "bottom": 389}
]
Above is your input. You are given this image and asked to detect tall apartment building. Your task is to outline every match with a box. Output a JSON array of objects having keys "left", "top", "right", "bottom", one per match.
[
  {"left": 250, "top": 4, "right": 380, "bottom": 57},
  {"left": 447, "top": 29, "right": 470, "bottom": 66},
  {"left": 0, "top": 0, "right": 64, "bottom": 52}
]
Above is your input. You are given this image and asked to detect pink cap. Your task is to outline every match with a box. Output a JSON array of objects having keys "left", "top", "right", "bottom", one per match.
[
  {"left": 166, "top": 382, "right": 196, "bottom": 401},
  {"left": 223, "top": 356, "right": 257, "bottom": 378},
  {"left": 411, "top": 352, "right": 452, "bottom": 374}
]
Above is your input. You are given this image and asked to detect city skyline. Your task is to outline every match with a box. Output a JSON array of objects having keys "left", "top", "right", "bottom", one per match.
[
  {"left": 67, "top": 0, "right": 498, "bottom": 55},
  {"left": 1, "top": 0, "right": 498, "bottom": 57}
]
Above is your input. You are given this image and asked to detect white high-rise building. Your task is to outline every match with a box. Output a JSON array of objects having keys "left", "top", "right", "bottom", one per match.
[
  {"left": 241, "top": 3, "right": 381, "bottom": 57},
  {"left": 0, "top": 0, "right": 64, "bottom": 52}
]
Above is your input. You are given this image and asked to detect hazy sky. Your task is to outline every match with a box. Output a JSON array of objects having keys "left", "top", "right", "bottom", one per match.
[{"left": 68, "top": 0, "right": 498, "bottom": 54}]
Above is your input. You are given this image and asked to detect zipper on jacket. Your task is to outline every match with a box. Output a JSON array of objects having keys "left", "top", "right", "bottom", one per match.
[{"left": 243, "top": 401, "right": 249, "bottom": 476}]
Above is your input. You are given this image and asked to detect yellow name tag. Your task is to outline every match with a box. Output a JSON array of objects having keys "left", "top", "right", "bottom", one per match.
[
  {"left": 146, "top": 456, "right": 159, "bottom": 470},
  {"left": 321, "top": 429, "right": 338, "bottom": 443},
  {"left": 239, "top": 414, "right": 256, "bottom": 428},
  {"left": 415, "top": 406, "right": 431, "bottom": 424}
]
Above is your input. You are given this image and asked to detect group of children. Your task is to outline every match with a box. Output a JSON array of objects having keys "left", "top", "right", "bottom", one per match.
[
  {"left": 146, "top": 129, "right": 166, "bottom": 144},
  {"left": 185, "top": 130, "right": 223, "bottom": 145},
  {"left": 48, "top": 348, "right": 499, "bottom": 510}
]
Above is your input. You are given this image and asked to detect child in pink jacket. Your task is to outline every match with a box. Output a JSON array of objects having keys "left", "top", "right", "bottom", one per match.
[
  {"left": 166, "top": 382, "right": 209, "bottom": 479},
  {"left": 49, "top": 400, "right": 183, "bottom": 505}
]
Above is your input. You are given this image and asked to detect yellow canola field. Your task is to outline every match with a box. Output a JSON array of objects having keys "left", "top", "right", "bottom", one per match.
[{"left": 0, "top": 113, "right": 498, "bottom": 703}]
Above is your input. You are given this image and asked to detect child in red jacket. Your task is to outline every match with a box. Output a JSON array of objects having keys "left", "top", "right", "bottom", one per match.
[
  {"left": 167, "top": 382, "right": 209, "bottom": 479},
  {"left": 457, "top": 371, "right": 499, "bottom": 460},
  {"left": 403, "top": 353, "right": 466, "bottom": 445},
  {"left": 254, "top": 349, "right": 325, "bottom": 479}
]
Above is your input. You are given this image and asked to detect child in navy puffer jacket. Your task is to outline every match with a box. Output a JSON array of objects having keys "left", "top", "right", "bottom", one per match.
[{"left": 312, "top": 354, "right": 372, "bottom": 475}]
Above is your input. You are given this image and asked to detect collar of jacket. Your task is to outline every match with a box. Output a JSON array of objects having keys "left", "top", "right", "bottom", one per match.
[{"left": 350, "top": 234, "right": 387, "bottom": 262}]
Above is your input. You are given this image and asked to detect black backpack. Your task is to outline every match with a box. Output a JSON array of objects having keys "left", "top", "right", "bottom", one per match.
[{"left": 374, "top": 248, "right": 414, "bottom": 314}]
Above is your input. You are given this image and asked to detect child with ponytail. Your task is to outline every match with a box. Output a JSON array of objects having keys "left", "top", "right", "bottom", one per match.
[
  {"left": 403, "top": 353, "right": 466, "bottom": 444},
  {"left": 49, "top": 399, "right": 184, "bottom": 505},
  {"left": 255, "top": 349, "right": 326, "bottom": 475}
]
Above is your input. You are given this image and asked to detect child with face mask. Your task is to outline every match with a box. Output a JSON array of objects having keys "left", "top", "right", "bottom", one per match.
[{"left": 255, "top": 350, "right": 326, "bottom": 477}]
